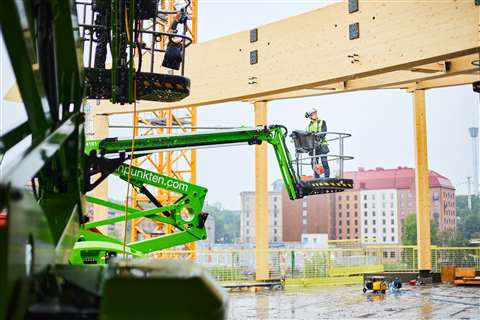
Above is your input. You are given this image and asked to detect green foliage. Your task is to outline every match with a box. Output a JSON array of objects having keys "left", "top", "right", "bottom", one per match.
[
  {"left": 401, "top": 214, "right": 439, "bottom": 245},
  {"left": 206, "top": 205, "right": 240, "bottom": 243},
  {"left": 402, "top": 196, "right": 480, "bottom": 246},
  {"left": 455, "top": 195, "right": 480, "bottom": 242}
]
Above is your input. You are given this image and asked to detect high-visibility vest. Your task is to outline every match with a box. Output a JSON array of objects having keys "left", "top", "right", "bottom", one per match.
[{"left": 307, "top": 120, "right": 328, "bottom": 145}]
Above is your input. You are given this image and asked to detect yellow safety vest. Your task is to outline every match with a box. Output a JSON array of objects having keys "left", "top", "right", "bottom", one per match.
[{"left": 307, "top": 120, "right": 328, "bottom": 145}]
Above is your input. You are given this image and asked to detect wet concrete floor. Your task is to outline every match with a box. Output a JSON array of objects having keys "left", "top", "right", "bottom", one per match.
[{"left": 227, "top": 284, "right": 479, "bottom": 319}]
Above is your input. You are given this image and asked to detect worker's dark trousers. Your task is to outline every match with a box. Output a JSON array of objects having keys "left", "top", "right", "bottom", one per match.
[{"left": 310, "top": 146, "right": 330, "bottom": 178}]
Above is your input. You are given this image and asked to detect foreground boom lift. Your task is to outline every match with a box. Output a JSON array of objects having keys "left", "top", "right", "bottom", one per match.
[
  {"left": 0, "top": 0, "right": 227, "bottom": 318},
  {"left": 0, "top": 0, "right": 352, "bottom": 318},
  {"left": 75, "top": 126, "right": 353, "bottom": 264}
]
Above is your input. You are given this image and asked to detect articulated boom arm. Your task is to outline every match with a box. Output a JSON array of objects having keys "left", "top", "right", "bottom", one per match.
[
  {"left": 78, "top": 124, "right": 353, "bottom": 264},
  {"left": 86, "top": 125, "right": 353, "bottom": 201},
  {"left": 72, "top": 163, "right": 208, "bottom": 264}
]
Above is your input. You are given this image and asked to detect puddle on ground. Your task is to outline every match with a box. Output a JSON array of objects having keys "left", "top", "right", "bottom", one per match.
[{"left": 227, "top": 284, "right": 480, "bottom": 320}]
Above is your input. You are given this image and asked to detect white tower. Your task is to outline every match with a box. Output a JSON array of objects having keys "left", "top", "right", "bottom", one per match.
[{"left": 469, "top": 127, "right": 479, "bottom": 197}]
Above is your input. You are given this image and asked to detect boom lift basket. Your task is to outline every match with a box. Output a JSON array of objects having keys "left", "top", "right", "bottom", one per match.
[
  {"left": 290, "top": 130, "right": 354, "bottom": 196},
  {"left": 291, "top": 130, "right": 316, "bottom": 153}
]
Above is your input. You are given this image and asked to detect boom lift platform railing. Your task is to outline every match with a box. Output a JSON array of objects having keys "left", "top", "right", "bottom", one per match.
[{"left": 291, "top": 130, "right": 353, "bottom": 179}]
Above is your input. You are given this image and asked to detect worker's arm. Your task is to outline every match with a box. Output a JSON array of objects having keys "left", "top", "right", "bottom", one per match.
[{"left": 317, "top": 120, "right": 327, "bottom": 140}]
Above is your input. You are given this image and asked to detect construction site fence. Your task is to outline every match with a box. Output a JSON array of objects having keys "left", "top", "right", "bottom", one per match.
[{"left": 155, "top": 246, "right": 480, "bottom": 285}]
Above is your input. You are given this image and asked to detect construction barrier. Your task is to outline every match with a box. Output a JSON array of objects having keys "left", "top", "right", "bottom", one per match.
[{"left": 155, "top": 246, "right": 480, "bottom": 285}]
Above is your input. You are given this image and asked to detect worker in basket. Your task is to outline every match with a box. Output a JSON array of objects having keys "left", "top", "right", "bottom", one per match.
[{"left": 305, "top": 108, "right": 330, "bottom": 178}]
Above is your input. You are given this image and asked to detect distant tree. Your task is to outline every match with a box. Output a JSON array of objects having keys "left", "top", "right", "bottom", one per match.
[
  {"left": 205, "top": 205, "right": 240, "bottom": 244},
  {"left": 402, "top": 214, "right": 439, "bottom": 245},
  {"left": 455, "top": 195, "right": 480, "bottom": 243}
]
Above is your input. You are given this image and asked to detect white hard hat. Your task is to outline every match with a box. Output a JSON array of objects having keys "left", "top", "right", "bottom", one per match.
[{"left": 308, "top": 108, "right": 317, "bottom": 114}]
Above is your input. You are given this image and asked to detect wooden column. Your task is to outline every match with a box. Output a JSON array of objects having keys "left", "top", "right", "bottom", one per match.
[
  {"left": 92, "top": 113, "right": 109, "bottom": 234},
  {"left": 254, "top": 101, "right": 269, "bottom": 280},
  {"left": 413, "top": 89, "right": 432, "bottom": 273}
]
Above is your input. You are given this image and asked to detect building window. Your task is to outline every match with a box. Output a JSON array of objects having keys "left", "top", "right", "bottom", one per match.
[
  {"left": 383, "top": 252, "right": 388, "bottom": 258},
  {"left": 346, "top": 211, "right": 350, "bottom": 217},
  {"left": 365, "top": 220, "right": 368, "bottom": 225},
  {"left": 373, "top": 228, "right": 377, "bottom": 233},
  {"left": 364, "top": 203, "right": 367, "bottom": 209},
  {"left": 354, "top": 203, "right": 358, "bottom": 209},
  {"left": 390, "top": 203, "right": 394, "bottom": 208},
  {"left": 338, "top": 211, "right": 342, "bottom": 218},
  {"left": 390, "top": 252, "right": 395, "bottom": 258},
  {"left": 364, "top": 211, "right": 368, "bottom": 217},
  {"left": 383, "top": 227, "right": 386, "bottom": 233},
  {"left": 382, "top": 194, "right": 386, "bottom": 200},
  {"left": 346, "top": 204, "right": 350, "bottom": 209},
  {"left": 355, "top": 211, "right": 358, "bottom": 217},
  {"left": 274, "top": 229, "right": 277, "bottom": 234},
  {"left": 364, "top": 195, "right": 367, "bottom": 200},
  {"left": 382, "top": 211, "right": 386, "bottom": 217},
  {"left": 382, "top": 203, "right": 386, "bottom": 208},
  {"left": 372, "top": 211, "right": 376, "bottom": 217},
  {"left": 364, "top": 228, "right": 368, "bottom": 233},
  {"left": 274, "top": 236, "right": 277, "bottom": 242},
  {"left": 246, "top": 229, "right": 249, "bottom": 234},
  {"left": 339, "top": 236, "right": 342, "bottom": 240},
  {"left": 382, "top": 219, "right": 386, "bottom": 225},
  {"left": 373, "top": 220, "right": 376, "bottom": 225},
  {"left": 391, "top": 219, "right": 394, "bottom": 224},
  {"left": 339, "top": 195, "right": 342, "bottom": 201},
  {"left": 355, "top": 220, "right": 358, "bottom": 226},
  {"left": 338, "top": 204, "right": 342, "bottom": 209},
  {"left": 347, "top": 195, "right": 350, "bottom": 201},
  {"left": 347, "top": 220, "right": 350, "bottom": 226},
  {"left": 274, "top": 221, "right": 277, "bottom": 226},
  {"left": 372, "top": 203, "right": 376, "bottom": 208},
  {"left": 372, "top": 194, "right": 376, "bottom": 200},
  {"left": 354, "top": 195, "right": 358, "bottom": 201},
  {"left": 339, "top": 220, "right": 342, "bottom": 226},
  {"left": 391, "top": 227, "right": 395, "bottom": 233},
  {"left": 390, "top": 194, "right": 394, "bottom": 200},
  {"left": 347, "top": 228, "right": 350, "bottom": 234},
  {"left": 383, "top": 236, "right": 387, "bottom": 242},
  {"left": 302, "top": 201, "right": 307, "bottom": 208},
  {"left": 391, "top": 236, "right": 395, "bottom": 242},
  {"left": 303, "top": 218, "right": 307, "bottom": 225},
  {"left": 246, "top": 221, "right": 249, "bottom": 226},
  {"left": 338, "top": 228, "right": 342, "bottom": 234}
]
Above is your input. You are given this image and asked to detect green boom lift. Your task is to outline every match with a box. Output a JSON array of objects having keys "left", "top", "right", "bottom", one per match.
[
  {"left": 0, "top": 0, "right": 352, "bottom": 318},
  {"left": 73, "top": 126, "right": 353, "bottom": 264}
]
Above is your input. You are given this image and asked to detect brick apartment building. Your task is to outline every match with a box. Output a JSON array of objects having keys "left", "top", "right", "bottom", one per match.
[
  {"left": 282, "top": 167, "right": 456, "bottom": 244},
  {"left": 281, "top": 192, "right": 333, "bottom": 241}
]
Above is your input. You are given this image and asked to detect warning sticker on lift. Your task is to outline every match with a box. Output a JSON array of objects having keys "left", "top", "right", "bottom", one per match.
[{"left": 115, "top": 164, "right": 189, "bottom": 193}]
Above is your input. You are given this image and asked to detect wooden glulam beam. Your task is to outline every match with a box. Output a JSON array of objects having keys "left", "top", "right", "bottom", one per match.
[
  {"left": 242, "top": 54, "right": 479, "bottom": 102},
  {"left": 3, "top": 1, "right": 479, "bottom": 113},
  {"left": 93, "top": 0, "right": 478, "bottom": 114}
]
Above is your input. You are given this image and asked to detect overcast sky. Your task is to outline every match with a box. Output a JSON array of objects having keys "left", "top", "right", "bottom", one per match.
[{"left": 1, "top": 1, "right": 479, "bottom": 210}]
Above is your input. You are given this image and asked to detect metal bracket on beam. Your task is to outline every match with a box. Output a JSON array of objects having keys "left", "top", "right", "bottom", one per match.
[
  {"left": 349, "top": 23, "right": 359, "bottom": 40},
  {"left": 349, "top": 0, "right": 359, "bottom": 13}
]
